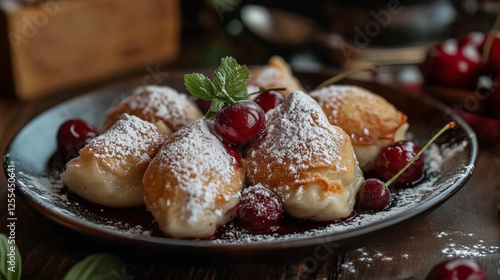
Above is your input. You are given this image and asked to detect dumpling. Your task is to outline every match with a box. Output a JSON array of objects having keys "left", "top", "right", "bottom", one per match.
[
  {"left": 61, "top": 114, "right": 165, "bottom": 208},
  {"left": 143, "top": 119, "right": 245, "bottom": 239},
  {"left": 245, "top": 91, "right": 364, "bottom": 221},
  {"left": 247, "top": 56, "right": 304, "bottom": 97},
  {"left": 309, "top": 85, "right": 408, "bottom": 171},
  {"left": 103, "top": 85, "right": 202, "bottom": 133}
]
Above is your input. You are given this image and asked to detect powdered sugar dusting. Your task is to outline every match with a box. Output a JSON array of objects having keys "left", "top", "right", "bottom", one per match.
[
  {"left": 247, "top": 91, "right": 349, "bottom": 188},
  {"left": 86, "top": 114, "right": 162, "bottom": 170},
  {"left": 126, "top": 85, "right": 197, "bottom": 131},
  {"left": 436, "top": 231, "right": 499, "bottom": 258},
  {"left": 213, "top": 140, "right": 472, "bottom": 244},
  {"left": 153, "top": 119, "right": 239, "bottom": 224}
]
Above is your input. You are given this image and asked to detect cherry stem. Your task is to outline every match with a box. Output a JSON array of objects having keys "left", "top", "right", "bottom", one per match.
[
  {"left": 314, "top": 62, "right": 397, "bottom": 89},
  {"left": 384, "top": 121, "right": 456, "bottom": 188},
  {"left": 248, "top": 87, "right": 287, "bottom": 96},
  {"left": 482, "top": 10, "right": 500, "bottom": 62}
]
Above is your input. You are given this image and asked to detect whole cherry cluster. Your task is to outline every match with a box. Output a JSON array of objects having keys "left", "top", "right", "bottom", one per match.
[
  {"left": 420, "top": 32, "right": 499, "bottom": 94},
  {"left": 420, "top": 31, "right": 500, "bottom": 143}
]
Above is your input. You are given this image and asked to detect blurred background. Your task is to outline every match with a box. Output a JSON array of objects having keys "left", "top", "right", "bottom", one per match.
[{"left": 0, "top": 0, "right": 499, "bottom": 99}]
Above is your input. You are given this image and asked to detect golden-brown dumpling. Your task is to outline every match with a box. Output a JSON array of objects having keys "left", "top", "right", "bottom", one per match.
[
  {"left": 247, "top": 56, "right": 304, "bottom": 97},
  {"left": 309, "top": 85, "right": 408, "bottom": 171},
  {"left": 245, "top": 91, "right": 364, "bottom": 221},
  {"left": 143, "top": 119, "right": 245, "bottom": 239},
  {"left": 61, "top": 114, "right": 165, "bottom": 208},
  {"left": 103, "top": 85, "right": 202, "bottom": 132}
]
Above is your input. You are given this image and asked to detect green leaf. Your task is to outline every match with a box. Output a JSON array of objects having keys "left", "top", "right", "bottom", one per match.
[
  {"left": 184, "top": 73, "right": 216, "bottom": 100},
  {"left": 183, "top": 56, "right": 251, "bottom": 118},
  {"left": 206, "top": 99, "right": 225, "bottom": 119},
  {"left": 0, "top": 233, "right": 22, "bottom": 280},
  {"left": 213, "top": 57, "right": 250, "bottom": 101},
  {"left": 63, "top": 253, "right": 126, "bottom": 280}
]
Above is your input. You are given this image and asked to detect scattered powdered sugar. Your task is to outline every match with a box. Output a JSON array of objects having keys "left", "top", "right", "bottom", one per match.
[
  {"left": 212, "top": 140, "right": 472, "bottom": 244},
  {"left": 16, "top": 171, "right": 154, "bottom": 236},
  {"left": 436, "top": 231, "right": 499, "bottom": 258},
  {"left": 86, "top": 114, "right": 162, "bottom": 170},
  {"left": 341, "top": 248, "right": 407, "bottom": 273}
]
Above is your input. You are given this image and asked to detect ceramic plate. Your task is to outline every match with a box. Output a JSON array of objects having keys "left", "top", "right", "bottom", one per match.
[{"left": 3, "top": 70, "right": 478, "bottom": 258}]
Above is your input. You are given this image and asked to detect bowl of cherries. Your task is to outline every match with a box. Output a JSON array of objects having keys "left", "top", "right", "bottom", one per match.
[{"left": 420, "top": 30, "right": 500, "bottom": 145}]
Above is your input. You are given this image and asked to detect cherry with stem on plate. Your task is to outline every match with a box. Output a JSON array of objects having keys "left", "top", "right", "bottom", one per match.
[
  {"left": 357, "top": 122, "right": 456, "bottom": 210},
  {"left": 375, "top": 140, "right": 424, "bottom": 188}
]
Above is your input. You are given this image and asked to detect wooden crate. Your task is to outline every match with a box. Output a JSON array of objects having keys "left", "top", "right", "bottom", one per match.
[{"left": 0, "top": 0, "right": 181, "bottom": 99}]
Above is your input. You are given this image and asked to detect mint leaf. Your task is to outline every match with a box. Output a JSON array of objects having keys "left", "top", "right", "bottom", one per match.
[
  {"left": 184, "top": 56, "right": 250, "bottom": 117},
  {"left": 213, "top": 57, "right": 250, "bottom": 102},
  {"left": 0, "top": 234, "right": 21, "bottom": 280},
  {"left": 184, "top": 73, "right": 215, "bottom": 101},
  {"left": 63, "top": 253, "right": 126, "bottom": 280},
  {"left": 206, "top": 99, "right": 224, "bottom": 119}
]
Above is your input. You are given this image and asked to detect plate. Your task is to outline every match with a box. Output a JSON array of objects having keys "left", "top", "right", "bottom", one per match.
[{"left": 3, "top": 70, "right": 478, "bottom": 258}]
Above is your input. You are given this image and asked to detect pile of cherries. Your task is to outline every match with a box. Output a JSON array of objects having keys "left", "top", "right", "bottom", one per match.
[
  {"left": 207, "top": 89, "right": 285, "bottom": 232},
  {"left": 420, "top": 31, "right": 500, "bottom": 143}
]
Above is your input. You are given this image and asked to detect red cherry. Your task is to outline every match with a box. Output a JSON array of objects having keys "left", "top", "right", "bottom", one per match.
[
  {"left": 458, "top": 32, "right": 485, "bottom": 49},
  {"left": 237, "top": 184, "right": 283, "bottom": 231},
  {"left": 420, "top": 39, "right": 485, "bottom": 89},
  {"left": 426, "top": 259, "right": 487, "bottom": 280},
  {"left": 356, "top": 178, "right": 391, "bottom": 210},
  {"left": 223, "top": 144, "right": 242, "bottom": 169},
  {"left": 375, "top": 141, "right": 424, "bottom": 188},
  {"left": 459, "top": 32, "right": 500, "bottom": 73},
  {"left": 253, "top": 90, "right": 285, "bottom": 113},
  {"left": 57, "top": 120, "right": 98, "bottom": 161},
  {"left": 214, "top": 101, "right": 266, "bottom": 146}
]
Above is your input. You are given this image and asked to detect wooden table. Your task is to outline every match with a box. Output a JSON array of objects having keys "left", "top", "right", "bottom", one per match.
[{"left": 1, "top": 82, "right": 500, "bottom": 280}]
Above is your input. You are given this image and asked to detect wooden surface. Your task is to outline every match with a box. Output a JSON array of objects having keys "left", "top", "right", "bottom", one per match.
[
  {"left": 2, "top": 0, "right": 180, "bottom": 99},
  {"left": 1, "top": 85, "right": 500, "bottom": 280}
]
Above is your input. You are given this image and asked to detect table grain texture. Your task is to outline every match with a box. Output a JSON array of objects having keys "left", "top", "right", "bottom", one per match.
[{"left": 1, "top": 85, "right": 500, "bottom": 280}]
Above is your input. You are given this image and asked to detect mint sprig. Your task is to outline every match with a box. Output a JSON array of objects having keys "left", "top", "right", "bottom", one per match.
[{"left": 184, "top": 56, "right": 250, "bottom": 118}]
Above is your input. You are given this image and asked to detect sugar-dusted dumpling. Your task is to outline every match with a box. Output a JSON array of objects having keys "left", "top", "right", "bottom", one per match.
[
  {"left": 310, "top": 85, "right": 408, "bottom": 171},
  {"left": 143, "top": 119, "right": 245, "bottom": 239},
  {"left": 247, "top": 56, "right": 304, "bottom": 97},
  {"left": 245, "top": 91, "right": 364, "bottom": 221},
  {"left": 61, "top": 114, "right": 165, "bottom": 208},
  {"left": 103, "top": 85, "right": 202, "bottom": 133}
]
